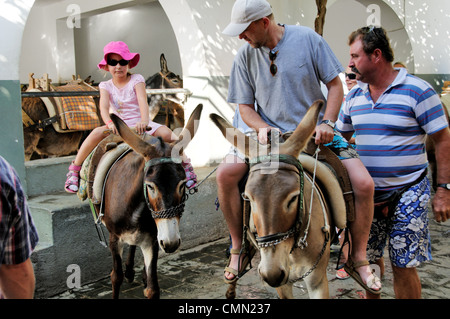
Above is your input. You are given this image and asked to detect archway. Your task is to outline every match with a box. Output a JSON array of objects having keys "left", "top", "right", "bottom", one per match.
[
  {"left": 17, "top": 0, "right": 184, "bottom": 192},
  {"left": 21, "top": 1, "right": 182, "bottom": 85}
]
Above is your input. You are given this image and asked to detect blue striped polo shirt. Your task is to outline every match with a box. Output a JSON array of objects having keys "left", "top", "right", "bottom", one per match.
[{"left": 336, "top": 68, "right": 448, "bottom": 191}]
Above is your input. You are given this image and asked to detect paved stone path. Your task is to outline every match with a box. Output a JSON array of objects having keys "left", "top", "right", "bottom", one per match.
[{"left": 49, "top": 209, "right": 449, "bottom": 300}]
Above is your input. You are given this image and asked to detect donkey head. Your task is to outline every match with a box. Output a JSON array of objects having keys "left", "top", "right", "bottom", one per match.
[
  {"left": 146, "top": 54, "right": 184, "bottom": 121},
  {"left": 146, "top": 53, "right": 183, "bottom": 90},
  {"left": 111, "top": 104, "right": 202, "bottom": 253},
  {"left": 210, "top": 100, "right": 323, "bottom": 286}
]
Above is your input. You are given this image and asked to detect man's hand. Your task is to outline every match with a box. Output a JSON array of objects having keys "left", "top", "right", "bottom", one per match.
[
  {"left": 314, "top": 123, "right": 334, "bottom": 145},
  {"left": 258, "top": 127, "right": 282, "bottom": 145},
  {"left": 432, "top": 187, "right": 450, "bottom": 222}
]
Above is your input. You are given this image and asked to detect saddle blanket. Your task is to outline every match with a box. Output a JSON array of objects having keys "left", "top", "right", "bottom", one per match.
[{"left": 54, "top": 85, "right": 100, "bottom": 130}]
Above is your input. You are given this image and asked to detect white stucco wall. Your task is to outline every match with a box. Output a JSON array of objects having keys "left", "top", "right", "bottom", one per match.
[
  {"left": 20, "top": 0, "right": 450, "bottom": 81},
  {"left": 2, "top": 0, "right": 450, "bottom": 170},
  {"left": 0, "top": 0, "right": 35, "bottom": 181}
]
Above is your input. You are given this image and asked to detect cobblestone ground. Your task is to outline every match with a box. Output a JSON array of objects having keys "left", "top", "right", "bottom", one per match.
[{"left": 50, "top": 208, "right": 449, "bottom": 300}]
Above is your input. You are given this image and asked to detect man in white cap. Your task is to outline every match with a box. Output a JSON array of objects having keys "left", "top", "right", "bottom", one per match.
[{"left": 217, "top": 0, "right": 381, "bottom": 295}]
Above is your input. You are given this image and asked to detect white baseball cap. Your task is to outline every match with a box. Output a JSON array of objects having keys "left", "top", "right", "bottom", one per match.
[{"left": 222, "top": 0, "right": 273, "bottom": 37}]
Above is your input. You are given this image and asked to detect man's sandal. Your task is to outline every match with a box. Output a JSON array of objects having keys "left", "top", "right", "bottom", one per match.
[
  {"left": 344, "top": 259, "right": 382, "bottom": 295},
  {"left": 224, "top": 246, "right": 256, "bottom": 284}
]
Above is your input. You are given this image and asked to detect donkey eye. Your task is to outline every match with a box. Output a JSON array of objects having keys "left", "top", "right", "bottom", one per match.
[{"left": 287, "top": 195, "right": 298, "bottom": 209}]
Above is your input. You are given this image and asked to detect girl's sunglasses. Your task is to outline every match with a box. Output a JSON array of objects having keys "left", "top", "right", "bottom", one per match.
[
  {"left": 107, "top": 59, "right": 130, "bottom": 66},
  {"left": 345, "top": 73, "right": 356, "bottom": 80}
]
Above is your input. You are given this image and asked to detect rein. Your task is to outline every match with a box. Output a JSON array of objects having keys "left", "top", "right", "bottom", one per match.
[{"left": 143, "top": 157, "right": 188, "bottom": 219}]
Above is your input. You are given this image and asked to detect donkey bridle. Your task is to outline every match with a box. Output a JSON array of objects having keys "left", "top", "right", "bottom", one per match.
[
  {"left": 246, "top": 154, "right": 305, "bottom": 251},
  {"left": 143, "top": 157, "right": 188, "bottom": 219},
  {"left": 245, "top": 152, "right": 331, "bottom": 282}
]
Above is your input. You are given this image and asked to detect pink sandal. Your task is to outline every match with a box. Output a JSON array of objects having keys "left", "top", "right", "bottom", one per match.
[
  {"left": 182, "top": 161, "right": 197, "bottom": 189},
  {"left": 65, "top": 162, "right": 82, "bottom": 194},
  {"left": 336, "top": 268, "right": 350, "bottom": 280}
]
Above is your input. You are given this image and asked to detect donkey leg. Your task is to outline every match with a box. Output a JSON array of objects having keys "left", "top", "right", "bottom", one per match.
[
  {"left": 140, "top": 239, "right": 160, "bottom": 299},
  {"left": 304, "top": 270, "right": 330, "bottom": 299},
  {"left": 276, "top": 283, "right": 294, "bottom": 299},
  {"left": 109, "top": 236, "right": 124, "bottom": 299},
  {"left": 124, "top": 245, "right": 137, "bottom": 283}
]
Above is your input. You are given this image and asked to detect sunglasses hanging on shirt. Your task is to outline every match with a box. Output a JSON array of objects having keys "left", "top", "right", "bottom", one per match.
[
  {"left": 107, "top": 59, "right": 130, "bottom": 66},
  {"left": 269, "top": 50, "right": 278, "bottom": 76}
]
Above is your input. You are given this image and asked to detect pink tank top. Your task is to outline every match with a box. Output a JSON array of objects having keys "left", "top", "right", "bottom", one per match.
[{"left": 99, "top": 74, "right": 162, "bottom": 134}]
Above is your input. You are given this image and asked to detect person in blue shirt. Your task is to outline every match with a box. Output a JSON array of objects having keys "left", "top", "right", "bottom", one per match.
[
  {"left": 337, "top": 26, "right": 450, "bottom": 299},
  {"left": 219, "top": 0, "right": 381, "bottom": 294}
]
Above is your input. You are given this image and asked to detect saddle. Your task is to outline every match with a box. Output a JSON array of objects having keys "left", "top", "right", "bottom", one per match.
[
  {"left": 78, "top": 131, "right": 156, "bottom": 204},
  {"left": 77, "top": 134, "right": 130, "bottom": 203},
  {"left": 298, "top": 154, "right": 347, "bottom": 230},
  {"left": 302, "top": 137, "right": 355, "bottom": 224}
]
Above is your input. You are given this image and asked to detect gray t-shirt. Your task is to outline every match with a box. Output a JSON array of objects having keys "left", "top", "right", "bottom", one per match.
[{"left": 227, "top": 25, "right": 344, "bottom": 132}]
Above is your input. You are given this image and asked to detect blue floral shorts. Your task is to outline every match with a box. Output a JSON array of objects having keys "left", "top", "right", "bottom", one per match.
[{"left": 367, "top": 177, "right": 432, "bottom": 268}]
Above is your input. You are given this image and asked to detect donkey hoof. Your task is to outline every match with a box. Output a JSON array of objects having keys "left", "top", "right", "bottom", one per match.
[
  {"left": 225, "top": 282, "right": 237, "bottom": 299},
  {"left": 124, "top": 269, "right": 135, "bottom": 283},
  {"left": 144, "top": 288, "right": 160, "bottom": 299}
]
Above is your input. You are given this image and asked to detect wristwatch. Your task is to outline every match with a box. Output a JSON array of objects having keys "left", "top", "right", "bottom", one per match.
[
  {"left": 320, "top": 120, "right": 335, "bottom": 129},
  {"left": 437, "top": 183, "right": 450, "bottom": 190}
]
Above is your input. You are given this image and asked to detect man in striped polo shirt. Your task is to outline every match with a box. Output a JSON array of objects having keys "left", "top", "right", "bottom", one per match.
[{"left": 337, "top": 26, "right": 450, "bottom": 299}]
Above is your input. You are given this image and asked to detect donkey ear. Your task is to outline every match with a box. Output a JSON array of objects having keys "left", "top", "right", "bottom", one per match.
[
  {"left": 209, "top": 113, "right": 266, "bottom": 159},
  {"left": 279, "top": 100, "right": 324, "bottom": 157},
  {"left": 110, "top": 114, "right": 160, "bottom": 159},
  {"left": 171, "top": 104, "right": 203, "bottom": 155},
  {"left": 160, "top": 53, "right": 168, "bottom": 73}
]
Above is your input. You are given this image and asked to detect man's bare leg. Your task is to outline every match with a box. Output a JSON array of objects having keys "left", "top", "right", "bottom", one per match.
[
  {"left": 343, "top": 158, "right": 381, "bottom": 292},
  {"left": 216, "top": 155, "right": 248, "bottom": 281}
]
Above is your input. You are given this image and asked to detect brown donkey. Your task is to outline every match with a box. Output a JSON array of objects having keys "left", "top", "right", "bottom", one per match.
[
  {"left": 100, "top": 104, "right": 202, "bottom": 299},
  {"left": 211, "top": 101, "right": 347, "bottom": 299}
]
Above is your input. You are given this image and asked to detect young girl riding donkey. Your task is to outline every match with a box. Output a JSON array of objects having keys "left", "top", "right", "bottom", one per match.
[{"left": 65, "top": 41, "right": 197, "bottom": 193}]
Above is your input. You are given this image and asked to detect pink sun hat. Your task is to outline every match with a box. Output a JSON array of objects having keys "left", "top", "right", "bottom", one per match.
[{"left": 97, "top": 41, "right": 140, "bottom": 69}]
